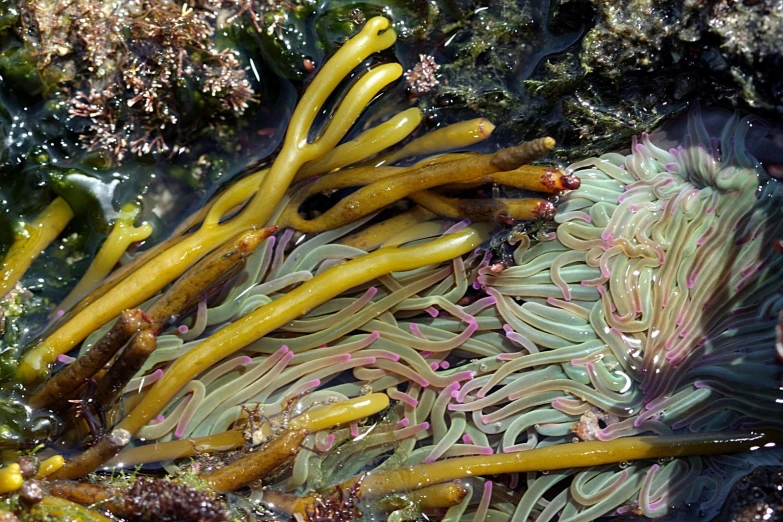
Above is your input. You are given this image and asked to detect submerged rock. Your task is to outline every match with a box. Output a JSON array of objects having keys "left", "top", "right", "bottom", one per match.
[
  {"left": 708, "top": 0, "right": 783, "bottom": 112},
  {"left": 417, "top": 0, "right": 783, "bottom": 160},
  {"left": 583, "top": 0, "right": 783, "bottom": 111}
]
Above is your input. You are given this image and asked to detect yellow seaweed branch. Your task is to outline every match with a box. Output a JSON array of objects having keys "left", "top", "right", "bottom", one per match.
[
  {"left": 0, "top": 463, "right": 23, "bottom": 494},
  {"left": 106, "top": 394, "right": 390, "bottom": 467},
  {"left": 57, "top": 202, "right": 153, "bottom": 314},
  {"left": 108, "top": 430, "right": 247, "bottom": 467},
  {"left": 0, "top": 197, "right": 73, "bottom": 297},
  {"left": 382, "top": 118, "right": 495, "bottom": 165},
  {"left": 289, "top": 393, "right": 390, "bottom": 432},
  {"left": 205, "top": 428, "right": 308, "bottom": 492},
  {"left": 339, "top": 207, "right": 437, "bottom": 251},
  {"left": 47, "top": 225, "right": 489, "bottom": 478},
  {"left": 290, "top": 429, "right": 783, "bottom": 515},
  {"left": 282, "top": 137, "right": 557, "bottom": 233},
  {"left": 18, "top": 17, "right": 400, "bottom": 383},
  {"left": 296, "top": 107, "right": 424, "bottom": 181}
]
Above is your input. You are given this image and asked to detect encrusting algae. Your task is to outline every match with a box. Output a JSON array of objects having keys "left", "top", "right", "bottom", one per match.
[{"left": 0, "top": 13, "right": 781, "bottom": 522}]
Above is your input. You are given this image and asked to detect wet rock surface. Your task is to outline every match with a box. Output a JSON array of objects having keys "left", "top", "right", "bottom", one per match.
[
  {"left": 422, "top": 0, "right": 783, "bottom": 160},
  {"left": 717, "top": 466, "right": 783, "bottom": 522}
]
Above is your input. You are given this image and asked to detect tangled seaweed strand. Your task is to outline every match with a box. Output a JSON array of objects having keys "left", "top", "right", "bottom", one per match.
[
  {"left": 0, "top": 198, "right": 74, "bottom": 297},
  {"left": 28, "top": 12, "right": 538, "bottom": 478},
  {"left": 280, "top": 139, "right": 568, "bottom": 234}
]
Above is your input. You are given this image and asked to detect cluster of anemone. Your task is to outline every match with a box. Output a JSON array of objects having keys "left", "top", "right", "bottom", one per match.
[{"left": 0, "top": 15, "right": 782, "bottom": 522}]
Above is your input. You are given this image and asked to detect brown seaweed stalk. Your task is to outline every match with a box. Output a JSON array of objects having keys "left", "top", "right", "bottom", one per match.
[
  {"left": 46, "top": 187, "right": 230, "bottom": 335},
  {"left": 45, "top": 481, "right": 116, "bottom": 506},
  {"left": 30, "top": 496, "right": 115, "bottom": 522},
  {"left": 261, "top": 480, "right": 469, "bottom": 517},
  {"left": 90, "top": 227, "right": 274, "bottom": 412},
  {"left": 143, "top": 227, "right": 276, "bottom": 331},
  {"left": 48, "top": 429, "right": 131, "bottom": 480},
  {"left": 203, "top": 428, "right": 308, "bottom": 493},
  {"left": 491, "top": 137, "right": 556, "bottom": 171},
  {"left": 91, "top": 329, "right": 157, "bottom": 414},
  {"left": 409, "top": 191, "right": 557, "bottom": 222},
  {"left": 29, "top": 309, "right": 147, "bottom": 410}
]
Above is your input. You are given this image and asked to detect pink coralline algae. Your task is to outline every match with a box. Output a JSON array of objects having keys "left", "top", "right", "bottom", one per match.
[
  {"left": 20, "top": 0, "right": 258, "bottom": 163},
  {"left": 404, "top": 54, "right": 441, "bottom": 96}
]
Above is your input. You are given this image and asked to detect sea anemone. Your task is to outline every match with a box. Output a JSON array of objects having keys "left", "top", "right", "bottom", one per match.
[
  {"left": 95, "top": 109, "right": 782, "bottom": 521},
  {"left": 472, "top": 108, "right": 783, "bottom": 520}
]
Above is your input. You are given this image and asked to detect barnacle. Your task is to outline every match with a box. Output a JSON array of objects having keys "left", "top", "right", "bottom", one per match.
[{"left": 1, "top": 14, "right": 782, "bottom": 522}]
